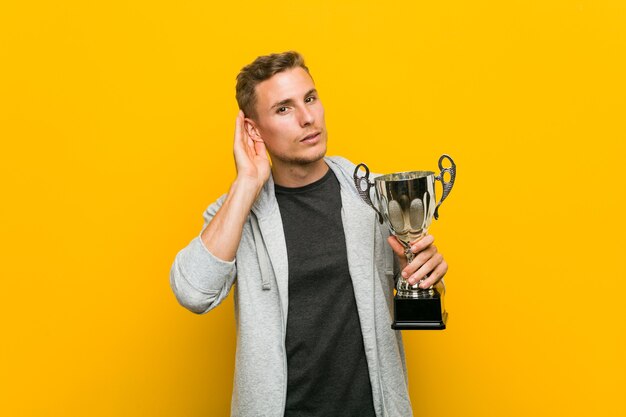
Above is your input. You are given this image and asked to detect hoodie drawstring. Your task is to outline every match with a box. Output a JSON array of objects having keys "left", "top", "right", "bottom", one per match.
[{"left": 250, "top": 213, "right": 271, "bottom": 291}]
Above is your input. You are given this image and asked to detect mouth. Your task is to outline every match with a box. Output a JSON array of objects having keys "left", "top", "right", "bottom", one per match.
[{"left": 300, "top": 131, "right": 321, "bottom": 142}]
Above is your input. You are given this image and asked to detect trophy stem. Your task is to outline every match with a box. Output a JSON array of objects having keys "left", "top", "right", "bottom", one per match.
[{"left": 404, "top": 246, "right": 414, "bottom": 264}]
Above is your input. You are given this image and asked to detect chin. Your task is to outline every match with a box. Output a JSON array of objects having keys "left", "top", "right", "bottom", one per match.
[
  {"left": 288, "top": 148, "right": 327, "bottom": 165},
  {"left": 306, "top": 146, "right": 328, "bottom": 163}
]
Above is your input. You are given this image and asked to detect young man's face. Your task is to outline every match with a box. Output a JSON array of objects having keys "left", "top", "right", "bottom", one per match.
[{"left": 245, "top": 67, "right": 327, "bottom": 167}]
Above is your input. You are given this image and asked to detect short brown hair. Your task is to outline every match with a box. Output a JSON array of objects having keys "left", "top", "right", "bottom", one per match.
[{"left": 236, "top": 51, "right": 311, "bottom": 119}]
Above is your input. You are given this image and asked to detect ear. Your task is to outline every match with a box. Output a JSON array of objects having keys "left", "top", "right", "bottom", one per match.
[{"left": 243, "top": 118, "right": 263, "bottom": 143}]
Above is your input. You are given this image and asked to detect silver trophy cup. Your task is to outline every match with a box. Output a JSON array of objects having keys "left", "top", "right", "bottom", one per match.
[{"left": 353, "top": 154, "right": 456, "bottom": 330}]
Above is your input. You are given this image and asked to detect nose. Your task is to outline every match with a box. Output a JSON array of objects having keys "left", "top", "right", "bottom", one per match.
[{"left": 298, "top": 105, "right": 315, "bottom": 127}]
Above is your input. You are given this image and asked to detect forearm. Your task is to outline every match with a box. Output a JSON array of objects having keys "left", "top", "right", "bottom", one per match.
[
  {"left": 170, "top": 178, "right": 258, "bottom": 314},
  {"left": 200, "top": 177, "right": 261, "bottom": 261}
]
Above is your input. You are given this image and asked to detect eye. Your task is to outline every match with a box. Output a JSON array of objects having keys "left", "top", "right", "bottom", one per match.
[
  {"left": 277, "top": 106, "right": 288, "bottom": 114},
  {"left": 305, "top": 95, "right": 317, "bottom": 103}
]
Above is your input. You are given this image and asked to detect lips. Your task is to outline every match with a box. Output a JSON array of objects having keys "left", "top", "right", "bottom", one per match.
[{"left": 300, "top": 131, "right": 321, "bottom": 142}]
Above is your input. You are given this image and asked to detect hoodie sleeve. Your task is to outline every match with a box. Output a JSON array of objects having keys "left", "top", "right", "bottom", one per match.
[{"left": 169, "top": 194, "right": 237, "bottom": 314}]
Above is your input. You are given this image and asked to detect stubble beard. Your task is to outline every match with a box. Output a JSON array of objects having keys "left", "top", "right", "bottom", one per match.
[
  {"left": 272, "top": 133, "right": 328, "bottom": 167},
  {"left": 286, "top": 147, "right": 327, "bottom": 165}
]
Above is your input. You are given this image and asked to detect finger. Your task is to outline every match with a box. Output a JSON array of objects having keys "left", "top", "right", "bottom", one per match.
[
  {"left": 234, "top": 110, "right": 244, "bottom": 141},
  {"left": 410, "top": 234, "right": 434, "bottom": 254},
  {"left": 401, "top": 244, "right": 437, "bottom": 278},
  {"left": 407, "top": 252, "right": 444, "bottom": 286},
  {"left": 418, "top": 260, "right": 448, "bottom": 289},
  {"left": 233, "top": 111, "right": 246, "bottom": 154}
]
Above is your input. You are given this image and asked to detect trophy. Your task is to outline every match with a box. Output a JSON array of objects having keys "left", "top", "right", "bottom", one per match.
[{"left": 353, "top": 154, "right": 456, "bottom": 330}]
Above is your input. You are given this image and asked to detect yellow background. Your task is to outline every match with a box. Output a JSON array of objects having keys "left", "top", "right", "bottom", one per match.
[{"left": 1, "top": 1, "right": 625, "bottom": 416}]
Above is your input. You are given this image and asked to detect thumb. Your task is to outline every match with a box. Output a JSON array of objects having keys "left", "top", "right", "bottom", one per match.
[
  {"left": 387, "top": 236, "right": 406, "bottom": 257},
  {"left": 387, "top": 236, "right": 408, "bottom": 270}
]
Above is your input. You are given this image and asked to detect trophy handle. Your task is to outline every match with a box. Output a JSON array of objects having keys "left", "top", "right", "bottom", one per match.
[
  {"left": 434, "top": 154, "right": 456, "bottom": 220},
  {"left": 353, "top": 163, "right": 384, "bottom": 224}
]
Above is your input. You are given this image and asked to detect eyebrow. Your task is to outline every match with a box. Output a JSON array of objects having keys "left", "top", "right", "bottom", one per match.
[{"left": 270, "top": 89, "right": 318, "bottom": 110}]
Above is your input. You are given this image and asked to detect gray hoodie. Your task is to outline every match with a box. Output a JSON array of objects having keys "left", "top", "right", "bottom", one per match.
[{"left": 170, "top": 156, "right": 413, "bottom": 417}]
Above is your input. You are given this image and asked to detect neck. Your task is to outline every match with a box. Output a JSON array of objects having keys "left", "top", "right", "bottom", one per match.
[{"left": 271, "top": 158, "right": 329, "bottom": 188}]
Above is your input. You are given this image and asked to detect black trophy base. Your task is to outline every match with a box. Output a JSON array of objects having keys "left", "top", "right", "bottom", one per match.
[{"left": 391, "top": 287, "right": 447, "bottom": 330}]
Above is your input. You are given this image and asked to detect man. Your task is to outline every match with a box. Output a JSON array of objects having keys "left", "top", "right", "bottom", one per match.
[{"left": 170, "top": 51, "right": 448, "bottom": 417}]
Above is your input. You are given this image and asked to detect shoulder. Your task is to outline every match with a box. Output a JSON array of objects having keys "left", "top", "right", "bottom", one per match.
[
  {"left": 325, "top": 155, "right": 383, "bottom": 175},
  {"left": 325, "top": 155, "right": 358, "bottom": 173},
  {"left": 324, "top": 155, "right": 365, "bottom": 202},
  {"left": 324, "top": 155, "right": 360, "bottom": 189}
]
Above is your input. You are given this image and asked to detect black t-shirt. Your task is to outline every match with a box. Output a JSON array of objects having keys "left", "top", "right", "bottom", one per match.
[{"left": 275, "top": 167, "right": 376, "bottom": 417}]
